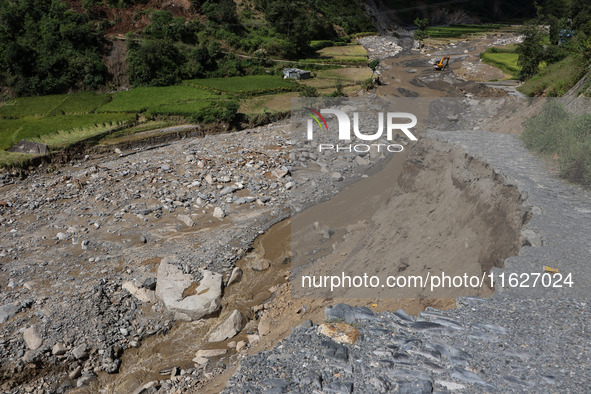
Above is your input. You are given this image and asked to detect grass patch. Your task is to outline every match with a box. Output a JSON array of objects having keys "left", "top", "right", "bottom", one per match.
[
  {"left": 297, "top": 67, "right": 372, "bottom": 91},
  {"left": 522, "top": 100, "right": 591, "bottom": 187},
  {"left": 0, "top": 150, "right": 36, "bottom": 168},
  {"left": 98, "top": 85, "right": 238, "bottom": 122},
  {"left": 316, "top": 67, "right": 373, "bottom": 82},
  {"left": 97, "top": 86, "right": 217, "bottom": 113},
  {"left": 518, "top": 56, "right": 585, "bottom": 97},
  {"left": 480, "top": 47, "right": 521, "bottom": 79},
  {"left": 297, "top": 58, "right": 368, "bottom": 66},
  {"left": 184, "top": 75, "right": 299, "bottom": 95},
  {"left": 0, "top": 113, "right": 135, "bottom": 150}
]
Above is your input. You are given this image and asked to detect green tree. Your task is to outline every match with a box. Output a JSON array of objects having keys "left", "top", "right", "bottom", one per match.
[
  {"left": 182, "top": 46, "right": 215, "bottom": 78},
  {"left": 536, "top": 0, "right": 569, "bottom": 19},
  {"left": 202, "top": 0, "right": 238, "bottom": 25},
  {"left": 127, "top": 40, "right": 185, "bottom": 86},
  {"left": 369, "top": 59, "right": 380, "bottom": 79},
  {"left": 265, "top": 0, "right": 312, "bottom": 58},
  {"left": 82, "top": 0, "right": 103, "bottom": 9},
  {"left": 413, "top": 17, "right": 429, "bottom": 41},
  {"left": 516, "top": 22, "right": 545, "bottom": 78}
]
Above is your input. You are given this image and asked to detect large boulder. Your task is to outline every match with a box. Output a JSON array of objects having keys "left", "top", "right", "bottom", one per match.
[
  {"left": 208, "top": 310, "right": 246, "bottom": 342},
  {"left": 8, "top": 140, "right": 48, "bottom": 155},
  {"left": 155, "top": 257, "right": 222, "bottom": 320},
  {"left": 23, "top": 325, "right": 43, "bottom": 350}
]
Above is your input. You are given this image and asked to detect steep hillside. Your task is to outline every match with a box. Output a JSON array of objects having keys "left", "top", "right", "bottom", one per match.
[{"left": 64, "top": 0, "right": 195, "bottom": 35}]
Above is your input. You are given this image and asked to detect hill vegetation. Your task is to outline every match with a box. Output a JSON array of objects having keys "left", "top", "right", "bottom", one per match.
[
  {"left": 0, "top": 0, "right": 107, "bottom": 95},
  {"left": 0, "top": 0, "right": 375, "bottom": 95},
  {"left": 515, "top": 0, "right": 591, "bottom": 96}
]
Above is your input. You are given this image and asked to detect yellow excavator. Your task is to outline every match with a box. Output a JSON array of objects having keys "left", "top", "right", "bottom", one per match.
[{"left": 434, "top": 56, "right": 450, "bottom": 70}]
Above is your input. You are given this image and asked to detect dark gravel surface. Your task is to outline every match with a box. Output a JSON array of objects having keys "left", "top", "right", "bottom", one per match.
[{"left": 225, "top": 299, "right": 590, "bottom": 393}]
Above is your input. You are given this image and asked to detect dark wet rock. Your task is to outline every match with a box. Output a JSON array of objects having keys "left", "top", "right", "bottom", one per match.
[
  {"left": 394, "top": 309, "right": 415, "bottom": 322},
  {"left": 398, "top": 380, "right": 433, "bottom": 394},
  {"left": 301, "top": 372, "right": 322, "bottom": 389},
  {"left": 141, "top": 277, "right": 157, "bottom": 291},
  {"left": 325, "top": 303, "right": 377, "bottom": 324},
  {"left": 397, "top": 87, "right": 419, "bottom": 97},
  {"left": 410, "top": 321, "right": 445, "bottom": 330},
  {"left": 450, "top": 368, "right": 494, "bottom": 389},
  {"left": 390, "top": 352, "right": 413, "bottom": 364},
  {"left": 323, "top": 381, "right": 353, "bottom": 393}
]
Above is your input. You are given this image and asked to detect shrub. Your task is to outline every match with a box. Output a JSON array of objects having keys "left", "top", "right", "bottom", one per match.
[
  {"left": 361, "top": 77, "right": 375, "bottom": 91},
  {"left": 522, "top": 101, "right": 591, "bottom": 187},
  {"left": 143, "top": 10, "right": 199, "bottom": 44},
  {"left": 190, "top": 100, "right": 239, "bottom": 124},
  {"left": 329, "top": 79, "right": 346, "bottom": 97},
  {"left": 299, "top": 85, "right": 319, "bottom": 97},
  {"left": 310, "top": 40, "right": 334, "bottom": 51}
]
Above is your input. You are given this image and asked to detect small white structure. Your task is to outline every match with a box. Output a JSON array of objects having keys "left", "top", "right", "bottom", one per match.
[{"left": 283, "top": 68, "right": 311, "bottom": 80}]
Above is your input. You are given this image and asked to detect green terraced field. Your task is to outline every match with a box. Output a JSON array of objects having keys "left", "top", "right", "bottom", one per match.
[
  {"left": 480, "top": 47, "right": 521, "bottom": 78},
  {"left": 184, "top": 75, "right": 299, "bottom": 95},
  {"left": 97, "top": 86, "right": 218, "bottom": 113},
  {"left": 0, "top": 92, "right": 109, "bottom": 118}
]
